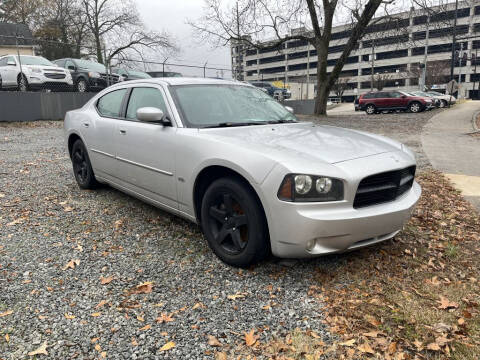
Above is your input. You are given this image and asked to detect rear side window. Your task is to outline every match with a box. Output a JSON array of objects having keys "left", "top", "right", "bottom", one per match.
[
  {"left": 374, "top": 92, "right": 388, "bottom": 98},
  {"left": 362, "top": 93, "right": 374, "bottom": 99},
  {"left": 97, "top": 89, "right": 127, "bottom": 117},
  {"left": 126, "top": 87, "right": 168, "bottom": 120},
  {"left": 0, "top": 57, "right": 7, "bottom": 66}
]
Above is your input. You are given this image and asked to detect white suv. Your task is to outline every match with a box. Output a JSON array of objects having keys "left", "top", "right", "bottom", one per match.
[{"left": 0, "top": 55, "right": 73, "bottom": 92}]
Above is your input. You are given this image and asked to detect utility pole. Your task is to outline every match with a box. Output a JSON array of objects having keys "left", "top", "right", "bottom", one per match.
[
  {"left": 162, "top": 58, "right": 169, "bottom": 77},
  {"left": 450, "top": 0, "right": 459, "bottom": 80},
  {"left": 204, "top": 61, "right": 208, "bottom": 78},
  {"left": 370, "top": 39, "right": 375, "bottom": 91},
  {"left": 15, "top": 26, "right": 23, "bottom": 80},
  {"left": 458, "top": 42, "right": 463, "bottom": 98},
  {"left": 420, "top": 15, "right": 430, "bottom": 90}
]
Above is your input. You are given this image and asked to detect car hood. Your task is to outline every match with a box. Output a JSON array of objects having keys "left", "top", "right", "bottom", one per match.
[
  {"left": 26, "top": 65, "right": 66, "bottom": 72},
  {"left": 200, "top": 122, "right": 402, "bottom": 164}
]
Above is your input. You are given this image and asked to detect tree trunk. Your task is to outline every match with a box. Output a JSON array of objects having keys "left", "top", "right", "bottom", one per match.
[
  {"left": 95, "top": 33, "right": 103, "bottom": 64},
  {"left": 314, "top": 44, "right": 329, "bottom": 116}
]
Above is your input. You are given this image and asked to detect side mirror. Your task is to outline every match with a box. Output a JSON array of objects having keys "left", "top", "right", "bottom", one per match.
[
  {"left": 401, "top": 95, "right": 406, "bottom": 98},
  {"left": 68, "top": 65, "right": 75, "bottom": 71},
  {"left": 284, "top": 106, "right": 294, "bottom": 114},
  {"left": 137, "top": 107, "right": 170, "bottom": 125}
]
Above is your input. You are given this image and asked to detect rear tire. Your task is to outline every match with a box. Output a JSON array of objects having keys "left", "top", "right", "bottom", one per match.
[
  {"left": 365, "top": 104, "right": 376, "bottom": 115},
  {"left": 200, "top": 177, "right": 269, "bottom": 268},
  {"left": 71, "top": 139, "right": 99, "bottom": 189}
]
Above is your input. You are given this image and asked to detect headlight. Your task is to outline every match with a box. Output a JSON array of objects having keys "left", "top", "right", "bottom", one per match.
[
  {"left": 294, "top": 175, "right": 312, "bottom": 194},
  {"left": 278, "top": 174, "right": 344, "bottom": 202},
  {"left": 29, "top": 68, "right": 42, "bottom": 74},
  {"left": 88, "top": 71, "right": 101, "bottom": 78}
]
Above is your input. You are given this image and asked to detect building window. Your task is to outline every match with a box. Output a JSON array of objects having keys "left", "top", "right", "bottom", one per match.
[{"left": 288, "top": 51, "right": 308, "bottom": 60}]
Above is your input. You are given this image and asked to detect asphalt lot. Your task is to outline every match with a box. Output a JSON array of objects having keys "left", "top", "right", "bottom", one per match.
[
  {"left": 0, "top": 110, "right": 440, "bottom": 359},
  {"left": 301, "top": 106, "right": 444, "bottom": 169}
]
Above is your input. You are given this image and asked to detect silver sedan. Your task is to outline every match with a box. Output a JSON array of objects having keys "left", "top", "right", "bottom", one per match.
[{"left": 64, "top": 78, "right": 421, "bottom": 267}]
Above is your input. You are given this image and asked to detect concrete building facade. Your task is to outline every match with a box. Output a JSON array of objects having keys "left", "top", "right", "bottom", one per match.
[{"left": 233, "top": 1, "right": 480, "bottom": 101}]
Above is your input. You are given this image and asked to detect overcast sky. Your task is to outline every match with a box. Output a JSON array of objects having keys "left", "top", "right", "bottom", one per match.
[{"left": 137, "top": 0, "right": 233, "bottom": 78}]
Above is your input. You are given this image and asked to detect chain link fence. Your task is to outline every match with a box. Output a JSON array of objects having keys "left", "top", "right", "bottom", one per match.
[{"left": 0, "top": 34, "right": 233, "bottom": 93}]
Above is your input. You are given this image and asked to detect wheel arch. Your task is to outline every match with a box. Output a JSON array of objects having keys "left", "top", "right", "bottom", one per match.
[
  {"left": 67, "top": 132, "right": 87, "bottom": 159},
  {"left": 192, "top": 165, "right": 269, "bottom": 237}
]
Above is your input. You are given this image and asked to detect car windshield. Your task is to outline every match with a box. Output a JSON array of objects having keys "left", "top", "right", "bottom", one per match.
[
  {"left": 75, "top": 59, "right": 106, "bottom": 72},
  {"left": 128, "top": 70, "right": 151, "bottom": 78},
  {"left": 19, "top": 56, "right": 54, "bottom": 66},
  {"left": 428, "top": 91, "right": 443, "bottom": 96},
  {"left": 412, "top": 91, "right": 430, "bottom": 97},
  {"left": 170, "top": 84, "right": 297, "bottom": 128}
]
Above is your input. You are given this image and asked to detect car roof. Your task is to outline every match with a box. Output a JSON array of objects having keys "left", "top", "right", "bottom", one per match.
[{"left": 109, "top": 77, "right": 246, "bottom": 87}]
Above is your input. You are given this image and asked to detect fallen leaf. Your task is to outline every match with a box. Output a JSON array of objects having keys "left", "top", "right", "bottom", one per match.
[
  {"left": 0, "top": 193, "right": 5, "bottom": 198},
  {"left": 95, "top": 300, "right": 108, "bottom": 309},
  {"left": 208, "top": 335, "right": 222, "bottom": 347},
  {"left": 215, "top": 352, "right": 228, "bottom": 360},
  {"left": 244, "top": 329, "right": 259, "bottom": 347},
  {"left": 139, "top": 324, "right": 151, "bottom": 331},
  {"left": 100, "top": 276, "right": 114, "bottom": 285},
  {"left": 427, "top": 342, "right": 441, "bottom": 351},
  {"left": 388, "top": 342, "right": 397, "bottom": 354},
  {"left": 62, "top": 259, "right": 80, "bottom": 270},
  {"left": 130, "top": 281, "right": 153, "bottom": 294},
  {"left": 458, "top": 318, "right": 465, "bottom": 325},
  {"left": 0, "top": 310, "right": 13, "bottom": 317},
  {"left": 437, "top": 296, "right": 459, "bottom": 310},
  {"left": 6, "top": 218, "right": 23, "bottom": 226},
  {"left": 192, "top": 302, "right": 205, "bottom": 310},
  {"left": 91, "top": 338, "right": 99, "bottom": 343},
  {"left": 156, "top": 313, "right": 174, "bottom": 323},
  {"left": 100, "top": 351, "right": 106, "bottom": 358},
  {"left": 63, "top": 206, "right": 74, "bottom": 212},
  {"left": 159, "top": 341, "right": 175, "bottom": 352},
  {"left": 227, "top": 293, "right": 246, "bottom": 300},
  {"left": 5, "top": 334, "right": 10, "bottom": 343},
  {"left": 28, "top": 341, "right": 48, "bottom": 356},
  {"left": 131, "top": 337, "right": 138, "bottom": 346},
  {"left": 91, "top": 312, "right": 101, "bottom": 317},
  {"left": 358, "top": 341, "right": 374, "bottom": 354},
  {"left": 64, "top": 313, "right": 76, "bottom": 319},
  {"left": 339, "top": 339, "right": 356, "bottom": 347},
  {"left": 95, "top": 344, "right": 101, "bottom": 351}
]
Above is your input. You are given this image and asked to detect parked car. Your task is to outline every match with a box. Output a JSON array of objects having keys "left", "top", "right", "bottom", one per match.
[
  {"left": 147, "top": 71, "right": 182, "bottom": 78},
  {"left": 112, "top": 67, "right": 151, "bottom": 81},
  {"left": 64, "top": 78, "right": 421, "bottom": 267},
  {"left": 358, "top": 90, "right": 434, "bottom": 115},
  {"left": 425, "top": 90, "right": 456, "bottom": 108},
  {"left": 0, "top": 55, "right": 73, "bottom": 92},
  {"left": 250, "top": 81, "right": 291, "bottom": 100},
  {"left": 53, "top": 58, "right": 120, "bottom": 92},
  {"left": 410, "top": 91, "right": 441, "bottom": 108}
]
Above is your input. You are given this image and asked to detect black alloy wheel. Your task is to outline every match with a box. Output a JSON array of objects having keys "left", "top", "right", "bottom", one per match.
[
  {"left": 71, "top": 139, "right": 98, "bottom": 189},
  {"left": 201, "top": 177, "right": 269, "bottom": 268}
]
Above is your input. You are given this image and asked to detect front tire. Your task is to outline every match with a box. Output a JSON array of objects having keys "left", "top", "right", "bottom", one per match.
[
  {"left": 18, "top": 75, "right": 28, "bottom": 92},
  {"left": 439, "top": 99, "right": 447, "bottom": 108},
  {"left": 71, "top": 139, "right": 98, "bottom": 189},
  {"left": 200, "top": 177, "right": 269, "bottom": 268},
  {"left": 76, "top": 79, "right": 88, "bottom": 93},
  {"left": 409, "top": 102, "right": 421, "bottom": 113}
]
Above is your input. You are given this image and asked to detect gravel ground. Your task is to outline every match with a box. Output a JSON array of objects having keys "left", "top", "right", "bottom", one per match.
[
  {"left": 300, "top": 108, "right": 444, "bottom": 169},
  {"left": 0, "top": 110, "right": 439, "bottom": 359},
  {"left": 0, "top": 122, "right": 334, "bottom": 359}
]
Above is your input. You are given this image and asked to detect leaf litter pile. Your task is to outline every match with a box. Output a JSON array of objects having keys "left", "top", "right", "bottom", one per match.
[{"left": 236, "top": 171, "right": 479, "bottom": 359}]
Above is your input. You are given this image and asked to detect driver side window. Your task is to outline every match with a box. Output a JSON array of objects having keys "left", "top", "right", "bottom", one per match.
[{"left": 126, "top": 87, "right": 168, "bottom": 120}]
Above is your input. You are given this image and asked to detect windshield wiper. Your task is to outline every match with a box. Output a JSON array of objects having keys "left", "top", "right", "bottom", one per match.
[
  {"left": 267, "top": 119, "right": 298, "bottom": 124},
  {"left": 203, "top": 121, "right": 266, "bottom": 128}
]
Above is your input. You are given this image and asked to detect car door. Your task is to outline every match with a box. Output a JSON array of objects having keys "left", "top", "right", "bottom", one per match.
[
  {"left": 89, "top": 88, "right": 129, "bottom": 177},
  {"left": 113, "top": 86, "right": 178, "bottom": 209},
  {"left": 1, "top": 56, "right": 18, "bottom": 86},
  {"left": 374, "top": 92, "right": 389, "bottom": 109},
  {"left": 388, "top": 91, "right": 405, "bottom": 108}
]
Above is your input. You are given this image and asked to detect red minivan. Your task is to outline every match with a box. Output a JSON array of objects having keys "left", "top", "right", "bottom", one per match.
[{"left": 358, "top": 91, "right": 434, "bottom": 115}]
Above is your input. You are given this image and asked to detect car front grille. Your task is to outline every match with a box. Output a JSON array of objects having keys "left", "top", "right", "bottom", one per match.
[
  {"left": 45, "top": 73, "right": 66, "bottom": 79},
  {"left": 100, "top": 73, "right": 119, "bottom": 83},
  {"left": 353, "top": 166, "right": 416, "bottom": 208}
]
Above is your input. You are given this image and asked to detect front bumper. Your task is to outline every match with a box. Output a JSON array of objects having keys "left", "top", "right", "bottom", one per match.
[
  {"left": 28, "top": 74, "right": 74, "bottom": 91},
  {"left": 260, "top": 153, "right": 421, "bottom": 258}
]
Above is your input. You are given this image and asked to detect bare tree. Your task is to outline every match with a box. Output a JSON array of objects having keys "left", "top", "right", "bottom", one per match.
[
  {"left": 82, "top": 0, "right": 175, "bottom": 65},
  {"left": 332, "top": 76, "right": 351, "bottom": 101},
  {"left": 409, "top": 60, "right": 450, "bottom": 90},
  {"left": 190, "top": 0, "right": 406, "bottom": 115}
]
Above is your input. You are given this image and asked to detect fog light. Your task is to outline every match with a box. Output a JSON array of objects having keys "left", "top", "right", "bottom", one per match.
[{"left": 306, "top": 239, "right": 316, "bottom": 251}]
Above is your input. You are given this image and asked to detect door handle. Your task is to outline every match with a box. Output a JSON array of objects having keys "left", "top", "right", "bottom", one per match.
[
  {"left": 83, "top": 122, "right": 89, "bottom": 128},
  {"left": 119, "top": 129, "right": 127, "bottom": 135}
]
